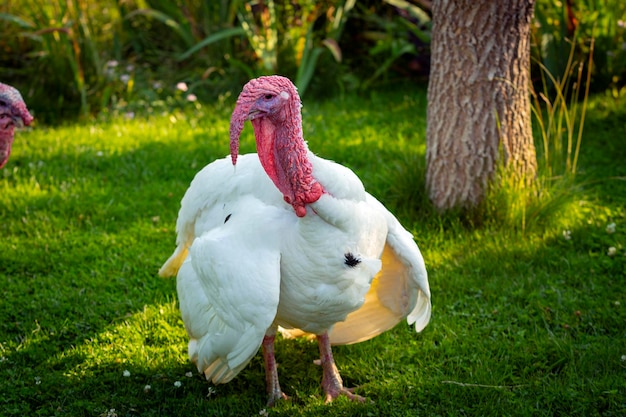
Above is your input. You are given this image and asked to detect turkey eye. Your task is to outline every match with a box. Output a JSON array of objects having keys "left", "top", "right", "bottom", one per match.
[{"left": 264, "top": 94, "right": 273, "bottom": 100}]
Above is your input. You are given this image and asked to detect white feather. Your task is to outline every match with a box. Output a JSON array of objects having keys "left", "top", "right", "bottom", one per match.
[
  {"left": 161, "top": 152, "right": 431, "bottom": 382},
  {"left": 176, "top": 195, "right": 286, "bottom": 383}
]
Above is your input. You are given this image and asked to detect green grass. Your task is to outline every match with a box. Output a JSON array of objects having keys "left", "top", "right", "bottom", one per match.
[{"left": 1, "top": 87, "right": 625, "bottom": 416}]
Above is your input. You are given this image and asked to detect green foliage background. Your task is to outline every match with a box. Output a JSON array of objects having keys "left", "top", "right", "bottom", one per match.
[{"left": 1, "top": 0, "right": 625, "bottom": 122}]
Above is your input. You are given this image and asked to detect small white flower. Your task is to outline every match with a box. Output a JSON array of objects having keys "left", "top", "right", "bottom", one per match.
[
  {"left": 123, "top": 370, "right": 131, "bottom": 377},
  {"left": 124, "top": 111, "right": 135, "bottom": 120},
  {"left": 606, "top": 223, "right": 616, "bottom": 234},
  {"left": 616, "top": 301, "right": 621, "bottom": 306},
  {"left": 144, "top": 384, "right": 152, "bottom": 392},
  {"left": 207, "top": 386, "right": 216, "bottom": 397},
  {"left": 120, "top": 74, "right": 131, "bottom": 84},
  {"left": 608, "top": 247, "right": 617, "bottom": 257},
  {"left": 562, "top": 230, "right": 571, "bottom": 240},
  {"left": 259, "top": 409, "right": 269, "bottom": 416},
  {"left": 153, "top": 81, "right": 163, "bottom": 90},
  {"left": 106, "top": 60, "right": 119, "bottom": 68},
  {"left": 96, "top": 151, "right": 104, "bottom": 157},
  {"left": 176, "top": 82, "right": 188, "bottom": 92},
  {"left": 35, "top": 376, "right": 41, "bottom": 385},
  {"left": 622, "top": 354, "right": 626, "bottom": 361},
  {"left": 185, "top": 371, "right": 193, "bottom": 378},
  {"left": 186, "top": 93, "right": 198, "bottom": 102},
  {"left": 174, "top": 380, "right": 182, "bottom": 388}
]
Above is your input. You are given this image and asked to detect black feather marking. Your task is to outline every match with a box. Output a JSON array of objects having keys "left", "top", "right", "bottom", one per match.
[
  {"left": 224, "top": 214, "right": 232, "bottom": 223},
  {"left": 344, "top": 252, "right": 361, "bottom": 267}
]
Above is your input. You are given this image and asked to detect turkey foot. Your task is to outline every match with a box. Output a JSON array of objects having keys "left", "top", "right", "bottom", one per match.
[
  {"left": 316, "top": 332, "right": 366, "bottom": 403},
  {"left": 262, "top": 335, "right": 289, "bottom": 406}
]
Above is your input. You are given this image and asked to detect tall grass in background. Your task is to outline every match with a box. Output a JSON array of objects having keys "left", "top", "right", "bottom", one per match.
[
  {"left": 482, "top": 37, "right": 594, "bottom": 233},
  {"left": 0, "top": 0, "right": 115, "bottom": 118},
  {"left": 532, "top": 38, "right": 593, "bottom": 178},
  {"left": 359, "top": 0, "right": 432, "bottom": 90},
  {"left": 534, "top": 0, "right": 626, "bottom": 95},
  {"left": 0, "top": 0, "right": 247, "bottom": 120},
  {"left": 185, "top": 0, "right": 354, "bottom": 96},
  {"left": 0, "top": 0, "right": 360, "bottom": 120},
  {"left": 475, "top": 0, "right": 625, "bottom": 231}
]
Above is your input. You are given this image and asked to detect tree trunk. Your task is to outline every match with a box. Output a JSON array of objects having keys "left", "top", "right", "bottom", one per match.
[{"left": 426, "top": 0, "right": 537, "bottom": 211}]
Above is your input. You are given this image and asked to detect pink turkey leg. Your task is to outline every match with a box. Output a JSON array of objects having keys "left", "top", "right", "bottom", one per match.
[
  {"left": 262, "top": 335, "right": 289, "bottom": 406},
  {"left": 316, "top": 332, "right": 366, "bottom": 403}
]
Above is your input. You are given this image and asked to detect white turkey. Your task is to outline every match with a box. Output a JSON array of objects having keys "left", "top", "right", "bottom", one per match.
[{"left": 159, "top": 75, "right": 431, "bottom": 405}]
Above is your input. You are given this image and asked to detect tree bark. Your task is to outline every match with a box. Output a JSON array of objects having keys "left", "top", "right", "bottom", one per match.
[{"left": 426, "top": 0, "right": 537, "bottom": 211}]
